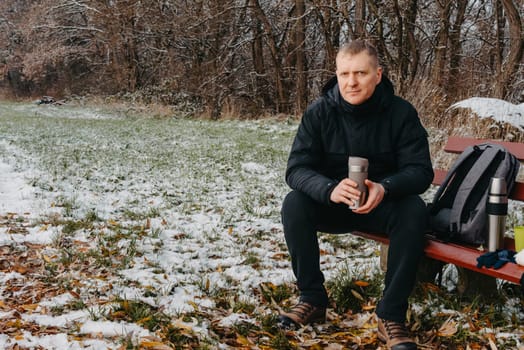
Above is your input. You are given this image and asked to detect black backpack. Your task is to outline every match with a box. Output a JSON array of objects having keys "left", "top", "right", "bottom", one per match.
[{"left": 428, "top": 143, "right": 520, "bottom": 245}]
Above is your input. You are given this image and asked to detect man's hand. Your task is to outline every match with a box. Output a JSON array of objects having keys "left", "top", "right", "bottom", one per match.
[
  {"left": 330, "top": 178, "right": 386, "bottom": 214},
  {"left": 353, "top": 179, "right": 386, "bottom": 214},
  {"left": 329, "top": 178, "right": 361, "bottom": 207}
]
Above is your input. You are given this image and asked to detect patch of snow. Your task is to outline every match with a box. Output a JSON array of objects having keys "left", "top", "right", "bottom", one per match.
[
  {"left": 79, "top": 320, "right": 151, "bottom": 338},
  {"left": 241, "top": 162, "right": 268, "bottom": 174},
  {"left": 218, "top": 313, "right": 257, "bottom": 327},
  {"left": 0, "top": 159, "right": 37, "bottom": 214},
  {"left": 24, "top": 310, "right": 89, "bottom": 328},
  {"left": 449, "top": 97, "right": 524, "bottom": 130}
]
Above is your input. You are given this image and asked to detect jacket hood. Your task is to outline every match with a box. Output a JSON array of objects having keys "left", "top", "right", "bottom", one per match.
[{"left": 322, "top": 74, "right": 395, "bottom": 116}]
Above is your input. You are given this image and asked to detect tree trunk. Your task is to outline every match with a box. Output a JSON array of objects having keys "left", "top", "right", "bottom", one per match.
[
  {"left": 493, "top": 0, "right": 523, "bottom": 99},
  {"left": 312, "top": 0, "right": 339, "bottom": 71},
  {"left": 365, "top": 0, "right": 391, "bottom": 73},
  {"left": 251, "top": 20, "right": 272, "bottom": 108},
  {"left": 250, "top": 0, "right": 287, "bottom": 113},
  {"left": 432, "top": 0, "right": 452, "bottom": 87},
  {"left": 295, "top": 0, "right": 307, "bottom": 113},
  {"left": 355, "top": 0, "right": 366, "bottom": 38},
  {"left": 392, "top": 0, "right": 405, "bottom": 91},
  {"left": 447, "top": 0, "right": 468, "bottom": 96},
  {"left": 405, "top": 0, "right": 419, "bottom": 83}
]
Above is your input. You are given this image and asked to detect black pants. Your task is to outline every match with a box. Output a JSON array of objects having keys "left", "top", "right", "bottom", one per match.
[{"left": 281, "top": 190, "right": 428, "bottom": 323}]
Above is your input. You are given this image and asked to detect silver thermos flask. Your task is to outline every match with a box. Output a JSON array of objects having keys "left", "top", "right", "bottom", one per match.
[
  {"left": 486, "top": 177, "right": 508, "bottom": 251},
  {"left": 348, "top": 157, "right": 369, "bottom": 209}
]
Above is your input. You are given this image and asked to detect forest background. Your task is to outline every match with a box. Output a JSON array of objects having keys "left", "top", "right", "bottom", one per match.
[{"left": 0, "top": 0, "right": 522, "bottom": 125}]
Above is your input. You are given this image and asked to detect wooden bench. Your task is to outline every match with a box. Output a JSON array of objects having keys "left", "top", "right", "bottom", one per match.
[{"left": 353, "top": 136, "right": 524, "bottom": 286}]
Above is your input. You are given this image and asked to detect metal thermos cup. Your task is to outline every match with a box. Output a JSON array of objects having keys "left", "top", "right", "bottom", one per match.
[
  {"left": 348, "top": 157, "right": 368, "bottom": 209},
  {"left": 486, "top": 177, "right": 508, "bottom": 251}
]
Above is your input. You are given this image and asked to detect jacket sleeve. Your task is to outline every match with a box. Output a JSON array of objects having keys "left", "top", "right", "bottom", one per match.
[
  {"left": 285, "top": 107, "right": 337, "bottom": 205},
  {"left": 380, "top": 108, "right": 434, "bottom": 197}
]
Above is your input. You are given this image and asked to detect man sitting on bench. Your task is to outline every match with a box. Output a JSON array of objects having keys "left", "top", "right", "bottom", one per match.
[{"left": 278, "top": 40, "right": 434, "bottom": 350}]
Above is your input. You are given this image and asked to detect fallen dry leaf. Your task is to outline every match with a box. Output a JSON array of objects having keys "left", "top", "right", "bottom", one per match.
[{"left": 437, "top": 317, "right": 458, "bottom": 337}]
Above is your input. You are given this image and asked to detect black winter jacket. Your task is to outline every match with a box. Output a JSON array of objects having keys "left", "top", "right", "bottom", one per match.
[{"left": 285, "top": 75, "right": 434, "bottom": 205}]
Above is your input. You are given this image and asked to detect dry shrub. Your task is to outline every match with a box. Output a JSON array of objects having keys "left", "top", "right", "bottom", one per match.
[
  {"left": 401, "top": 78, "right": 450, "bottom": 130},
  {"left": 402, "top": 78, "right": 523, "bottom": 142},
  {"left": 401, "top": 78, "right": 523, "bottom": 173}
]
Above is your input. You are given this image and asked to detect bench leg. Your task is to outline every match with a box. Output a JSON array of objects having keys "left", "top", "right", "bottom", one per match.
[
  {"left": 456, "top": 267, "right": 498, "bottom": 297},
  {"left": 379, "top": 243, "right": 388, "bottom": 272},
  {"left": 416, "top": 256, "right": 445, "bottom": 284}
]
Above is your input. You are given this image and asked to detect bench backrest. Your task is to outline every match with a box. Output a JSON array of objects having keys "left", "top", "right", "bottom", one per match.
[{"left": 433, "top": 136, "right": 524, "bottom": 201}]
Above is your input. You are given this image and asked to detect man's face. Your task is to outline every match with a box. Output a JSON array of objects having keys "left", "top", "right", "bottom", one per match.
[{"left": 336, "top": 51, "right": 382, "bottom": 105}]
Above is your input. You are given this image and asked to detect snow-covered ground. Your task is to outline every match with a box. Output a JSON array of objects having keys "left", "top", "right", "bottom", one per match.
[{"left": 0, "top": 99, "right": 523, "bottom": 349}]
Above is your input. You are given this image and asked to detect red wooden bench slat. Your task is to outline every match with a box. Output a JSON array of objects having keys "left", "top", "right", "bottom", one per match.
[
  {"left": 353, "top": 136, "right": 524, "bottom": 285},
  {"left": 352, "top": 231, "right": 524, "bottom": 285},
  {"left": 424, "top": 240, "right": 523, "bottom": 285},
  {"left": 433, "top": 169, "right": 524, "bottom": 201},
  {"left": 445, "top": 136, "right": 524, "bottom": 160}
]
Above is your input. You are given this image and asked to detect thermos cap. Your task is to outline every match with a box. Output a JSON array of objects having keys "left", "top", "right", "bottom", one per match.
[
  {"left": 348, "top": 156, "right": 369, "bottom": 168},
  {"left": 489, "top": 177, "right": 507, "bottom": 195}
]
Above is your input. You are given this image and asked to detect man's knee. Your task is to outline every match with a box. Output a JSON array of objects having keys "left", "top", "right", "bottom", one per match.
[
  {"left": 282, "top": 190, "right": 312, "bottom": 215},
  {"left": 399, "top": 196, "right": 427, "bottom": 221},
  {"left": 281, "top": 190, "right": 319, "bottom": 227},
  {"left": 382, "top": 197, "right": 428, "bottom": 259}
]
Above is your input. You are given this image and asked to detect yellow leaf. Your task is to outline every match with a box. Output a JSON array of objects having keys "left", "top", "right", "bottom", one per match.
[
  {"left": 228, "top": 226, "right": 233, "bottom": 234},
  {"left": 21, "top": 304, "right": 38, "bottom": 311},
  {"left": 110, "top": 311, "right": 127, "bottom": 319},
  {"left": 140, "top": 341, "right": 165, "bottom": 347},
  {"left": 236, "top": 334, "right": 252, "bottom": 346},
  {"left": 7, "top": 319, "right": 21, "bottom": 328},
  {"left": 188, "top": 301, "right": 199, "bottom": 310},
  {"left": 140, "top": 340, "right": 173, "bottom": 349},
  {"left": 43, "top": 254, "right": 53, "bottom": 263},
  {"left": 15, "top": 335, "right": 24, "bottom": 340},
  {"left": 13, "top": 265, "right": 28, "bottom": 274},
  {"left": 108, "top": 219, "right": 118, "bottom": 226},
  {"left": 137, "top": 316, "right": 152, "bottom": 325}
]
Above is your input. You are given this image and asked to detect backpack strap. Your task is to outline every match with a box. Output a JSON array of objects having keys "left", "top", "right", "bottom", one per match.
[
  {"left": 431, "top": 145, "right": 478, "bottom": 207},
  {"left": 448, "top": 144, "right": 501, "bottom": 232},
  {"left": 495, "top": 150, "right": 520, "bottom": 193}
]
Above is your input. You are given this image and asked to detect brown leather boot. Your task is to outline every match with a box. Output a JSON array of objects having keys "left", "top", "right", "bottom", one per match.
[
  {"left": 277, "top": 301, "right": 326, "bottom": 328},
  {"left": 377, "top": 318, "right": 417, "bottom": 350}
]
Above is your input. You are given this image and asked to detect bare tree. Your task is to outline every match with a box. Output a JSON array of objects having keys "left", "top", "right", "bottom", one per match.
[
  {"left": 1, "top": 0, "right": 522, "bottom": 114},
  {"left": 492, "top": 0, "right": 523, "bottom": 99},
  {"left": 294, "top": 0, "right": 307, "bottom": 113},
  {"left": 447, "top": 0, "right": 468, "bottom": 95}
]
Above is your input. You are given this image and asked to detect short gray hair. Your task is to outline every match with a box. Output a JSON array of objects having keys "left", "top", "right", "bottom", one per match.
[{"left": 337, "top": 40, "right": 379, "bottom": 67}]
